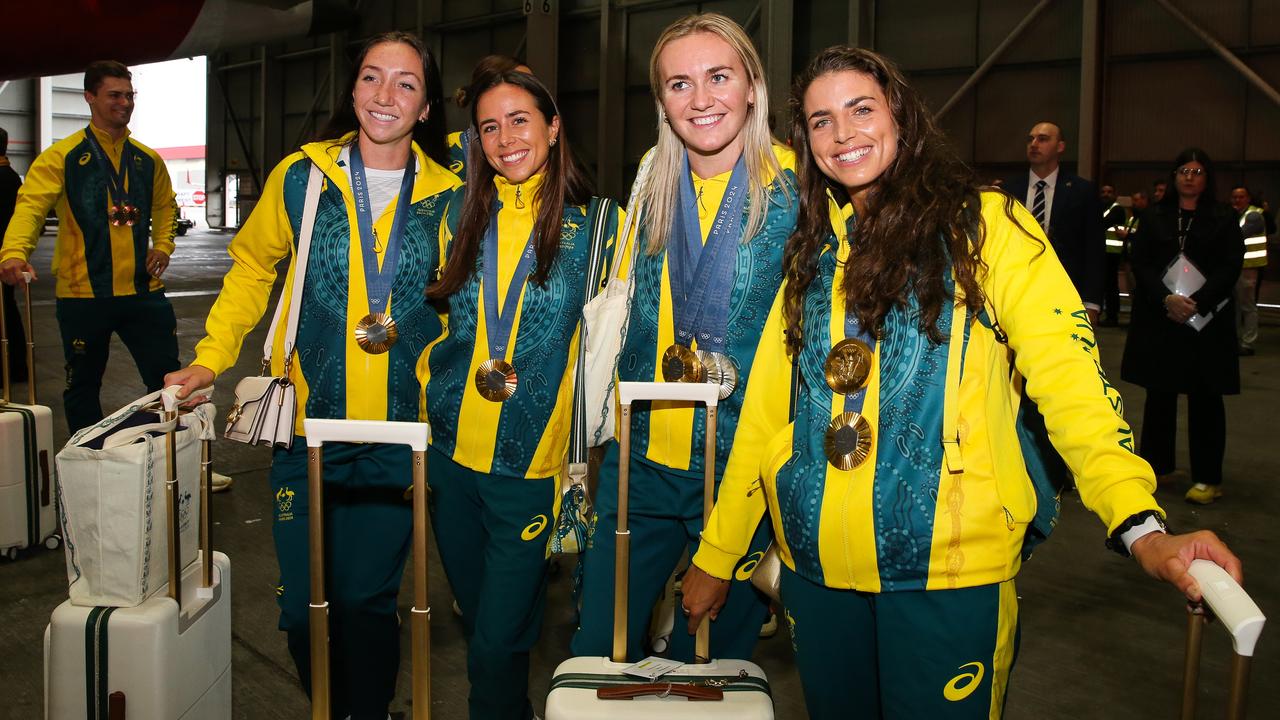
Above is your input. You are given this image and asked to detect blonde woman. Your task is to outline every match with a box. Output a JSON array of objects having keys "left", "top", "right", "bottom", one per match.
[{"left": 572, "top": 12, "right": 797, "bottom": 663}]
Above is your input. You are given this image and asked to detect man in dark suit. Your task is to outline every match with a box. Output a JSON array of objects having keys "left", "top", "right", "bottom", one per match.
[
  {"left": 0, "top": 126, "right": 27, "bottom": 383},
  {"left": 1005, "top": 121, "right": 1105, "bottom": 324}
]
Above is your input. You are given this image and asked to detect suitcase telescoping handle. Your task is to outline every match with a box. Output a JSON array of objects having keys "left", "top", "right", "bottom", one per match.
[
  {"left": 614, "top": 381, "right": 719, "bottom": 665},
  {"left": 0, "top": 271, "right": 37, "bottom": 406},
  {"left": 157, "top": 385, "right": 217, "bottom": 606},
  {"left": 1180, "top": 560, "right": 1266, "bottom": 720},
  {"left": 302, "top": 419, "right": 433, "bottom": 720}
]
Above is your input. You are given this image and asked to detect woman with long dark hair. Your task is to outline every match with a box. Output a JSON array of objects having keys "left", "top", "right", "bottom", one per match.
[
  {"left": 681, "top": 46, "right": 1241, "bottom": 718},
  {"left": 571, "top": 11, "right": 798, "bottom": 665},
  {"left": 166, "top": 31, "right": 459, "bottom": 717},
  {"left": 423, "top": 69, "right": 620, "bottom": 719},
  {"left": 1122, "top": 148, "right": 1244, "bottom": 504}
]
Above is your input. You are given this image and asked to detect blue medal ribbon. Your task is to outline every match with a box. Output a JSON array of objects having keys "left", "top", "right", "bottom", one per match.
[
  {"left": 481, "top": 199, "right": 538, "bottom": 359},
  {"left": 667, "top": 151, "right": 748, "bottom": 353},
  {"left": 349, "top": 143, "right": 416, "bottom": 316},
  {"left": 82, "top": 125, "right": 133, "bottom": 209}
]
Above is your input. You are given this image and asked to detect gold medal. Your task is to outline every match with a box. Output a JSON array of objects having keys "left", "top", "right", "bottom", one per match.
[
  {"left": 661, "top": 344, "right": 706, "bottom": 384},
  {"left": 354, "top": 312, "right": 399, "bottom": 354},
  {"left": 824, "top": 338, "right": 873, "bottom": 395},
  {"left": 123, "top": 204, "right": 139, "bottom": 227},
  {"left": 475, "top": 358, "right": 518, "bottom": 401},
  {"left": 700, "top": 350, "right": 738, "bottom": 400},
  {"left": 109, "top": 204, "right": 125, "bottom": 227},
  {"left": 823, "top": 411, "right": 873, "bottom": 470}
]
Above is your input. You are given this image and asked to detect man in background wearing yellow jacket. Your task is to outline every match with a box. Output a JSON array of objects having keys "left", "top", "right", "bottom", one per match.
[{"left": 0, "top": 61, "right": 180, "bottom": 435}]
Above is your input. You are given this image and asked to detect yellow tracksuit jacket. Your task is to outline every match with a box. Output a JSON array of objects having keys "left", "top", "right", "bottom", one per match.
[
  {"left": 694, "top": 191, "right": 1162, "bottom": 592},
  {"left": 1, "top": 124, "right": 176, "bottom": 298},
  {"left": 193, "top": 135, "right": 460, "bottom": 435}
]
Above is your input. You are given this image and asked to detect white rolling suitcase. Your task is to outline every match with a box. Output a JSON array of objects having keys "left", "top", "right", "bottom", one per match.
[
  {"left": 44, "top": 389, "right": 231, "bottom": 720},
  {"left": 545, "top": 382, "right": 773, "bottom": 719},
  {"left": 0, "top": 272, "right": 59, "bottom": 559},
  {"left": 303, "top": 418, "right": 433, "bottom": 719}
]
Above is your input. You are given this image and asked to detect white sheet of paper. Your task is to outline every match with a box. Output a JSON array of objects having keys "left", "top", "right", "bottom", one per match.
[
  {"left": 1163, "top": 253, "right": 1206, "bottom": 297},
  {"left": 621, "top": 656, "right": 684, "bottom": 681},
  {"left": 1162, "top": 253, "right": 1221, "bottom": 331}
]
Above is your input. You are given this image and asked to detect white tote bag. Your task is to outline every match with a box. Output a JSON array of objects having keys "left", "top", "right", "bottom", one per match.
[
  {"left": 583, "top": 152, "right": 654, "bottom": 446},
  {"left": 56, "top": 389, "right": 216, "bottom": 607}
]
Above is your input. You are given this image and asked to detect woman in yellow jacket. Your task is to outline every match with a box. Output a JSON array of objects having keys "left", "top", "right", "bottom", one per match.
[
  {"left": 423, "top": 68, "right": 619, "bottom": 720},
  {"left": 166, "top": 32, "right": 458, "bottom": 718},
  {"left": 681, "top": 46, "right": 1243, "bottom": 719},
  {"left": 572, "top": 11, "right": 798, "bottom": 665}
]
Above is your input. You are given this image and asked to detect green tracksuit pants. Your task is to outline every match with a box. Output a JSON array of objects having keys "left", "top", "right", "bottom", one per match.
[
  {"left": 272, "top": 439, "right": 413, "bottom": 720},
  {"left": 427, "top": 446, "right": 557, "bottom": 720},
  {"left": 572, "top": 441, "right": 773, "bottom": 663},
  {"left": 781, "top": 565, "right": 1021, "bottom": 719},
  {"left": 55, "top": 292, "right": 178, "bottom": 433}
]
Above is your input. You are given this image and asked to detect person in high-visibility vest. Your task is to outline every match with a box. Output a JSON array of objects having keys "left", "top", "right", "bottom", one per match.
[
  {"left": 1101, "top": 184, "right": 1128, "bottom": 325},
  {"left": 1230, "top": 186, "right": 1267, "bottom": 355}
]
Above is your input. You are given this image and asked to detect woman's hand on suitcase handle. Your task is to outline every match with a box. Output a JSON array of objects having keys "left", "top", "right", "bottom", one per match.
[
  {"left": 165, "top": 365, "right": 216, "bottom": 402},
  {"left": 681, "top": 564, "right": 731, "bottom": 635},
  {"left": 0, "top": 259, "right": 35, "bottom": 285},
  {"left": 1130, "top": 529, "right": 1243, "bottom": 602}
]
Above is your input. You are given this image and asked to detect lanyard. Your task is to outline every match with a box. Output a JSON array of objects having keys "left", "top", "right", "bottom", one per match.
[
  {"left": 349, "top": 143, "right": 415, "bottom": 315},
  {"left": 82, "top": 126, "right": 132, "bottom": 207},
  {"left": 667, "top": 151, "right": 748, "bottom": 353},
  {"left": 1177, "top": 209, "right": 1194, "bottom": 251},
  {"left": 481, "top": 200, "right": 538, "bottom": 358},
  {"left": 829, "top": 217, "right": 877, "bottom": 412}
]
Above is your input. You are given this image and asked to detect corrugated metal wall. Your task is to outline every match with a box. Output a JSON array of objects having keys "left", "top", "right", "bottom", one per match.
[{"left": 205, "top": 0, "right": 1280, "bottom": 227}]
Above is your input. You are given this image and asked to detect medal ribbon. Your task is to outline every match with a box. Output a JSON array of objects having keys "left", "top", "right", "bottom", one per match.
[
  {"left": 481, "top": 200, "right": 538, "bottom": 358},
  {"left": 667, "top": 151, "right": 748, "bottom": 353},
  {"left": 829, "top": 215, "right": 877, "bottom": 412},
  {"left": 82, "top": 125, "right": 133, "bottom": 209},
  {"left": 349, "top": 143, "right": 416, "bottom": 316}
]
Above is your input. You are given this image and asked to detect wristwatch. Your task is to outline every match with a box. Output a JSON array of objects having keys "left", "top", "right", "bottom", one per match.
[{"left": 1105, "top": 510, "right": 1169, "bottom": 558}]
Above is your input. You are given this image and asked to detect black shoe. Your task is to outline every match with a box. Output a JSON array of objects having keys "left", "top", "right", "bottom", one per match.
[{"left": 1239, "top": 347, "right": 1256, "bottom": 356}]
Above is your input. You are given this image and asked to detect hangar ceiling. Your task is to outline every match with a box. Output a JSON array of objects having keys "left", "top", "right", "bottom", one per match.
[{"left": 11, "top": 1, "right": 1280, "bottom": 225}]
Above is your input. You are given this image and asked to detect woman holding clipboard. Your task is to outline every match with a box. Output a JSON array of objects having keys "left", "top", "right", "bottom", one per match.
[{"left": 1122, "top": 148, "right": 1244, "bottom": 504}]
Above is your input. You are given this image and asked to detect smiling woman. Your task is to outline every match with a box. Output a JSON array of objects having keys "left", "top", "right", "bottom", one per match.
[
  {"left": 680, "top": 45, "right": 1244, "bottom": 720},
  {"left": 421, "top": 68, "right": 622, "bottom": 720},
  {"left": 572, "top": 12, "right": 799, "bottom": 667},
  {"left": 164, "top": 30, "right": 461, "bottom": 719}
]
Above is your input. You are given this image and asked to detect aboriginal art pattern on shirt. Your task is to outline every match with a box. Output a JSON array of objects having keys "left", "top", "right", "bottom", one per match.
[
  {"left": 780, "top": 235, "right": 968, "bottom": 590},
  {"left": 284, "top": 159, "right": 448, "bottom": 423},
  {"left": 619, "top": 172, "right": 797, "bottom": 477},
  {"left": 65, "top": 133, "right": 158, "bottom": 296},
  {"left": 426, "top": 204, "right": 610, "bottom": 477}
]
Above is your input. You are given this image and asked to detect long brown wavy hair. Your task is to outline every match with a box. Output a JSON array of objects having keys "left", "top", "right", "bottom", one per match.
[
  {"left": 427, "top": 70, "right": 591, "bottom": 298},
  {"left": 784, "top": 46, "right": 1032, "bottom": 354}
]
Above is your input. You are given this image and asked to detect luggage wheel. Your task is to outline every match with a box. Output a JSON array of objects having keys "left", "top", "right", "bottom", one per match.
[
  {"left": 44, "top": 534, "right": 61, "bottom": 551},
  {"left": 3, "top": 547, "right": 17, "bottom": 561}
]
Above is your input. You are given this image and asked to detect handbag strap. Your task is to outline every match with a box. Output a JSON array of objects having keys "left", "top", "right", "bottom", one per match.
[
  {"left": 601, "top": 149, "right": 657, "bottom": 288},
  {"left": 569, "top": 197, "right": 616, "bottom": 466},
  {"left": 262, "top": 162, "right": 325, "bottom": 370}
]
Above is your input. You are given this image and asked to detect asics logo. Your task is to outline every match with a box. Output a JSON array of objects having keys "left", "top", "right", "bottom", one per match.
[
  {"left": 943, "top": 661, "right": 985, "bottom": 702},
  {"left": 521, "top": 514, "right": 548, "bottom": 541},
  {"left": 734, "top": 551, "right": 765, "bottom": 581}
]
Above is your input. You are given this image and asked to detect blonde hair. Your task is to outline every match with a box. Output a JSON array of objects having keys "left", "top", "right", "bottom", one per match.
[{"left": 639, "top": 13, "right": 790, "bottom": 253}]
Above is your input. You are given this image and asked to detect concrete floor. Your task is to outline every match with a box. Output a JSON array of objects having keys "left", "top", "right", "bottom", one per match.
[{"left": 1, "top": 228, "right": 1276, "bottom": 719}]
